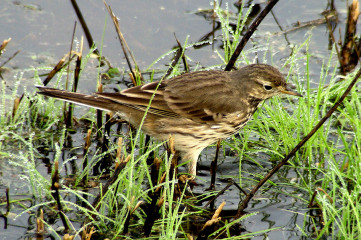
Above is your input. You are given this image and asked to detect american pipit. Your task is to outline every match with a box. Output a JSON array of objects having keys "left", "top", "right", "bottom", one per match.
[{"left": 37, "top": 64, "right": 301, "bottom": 178}]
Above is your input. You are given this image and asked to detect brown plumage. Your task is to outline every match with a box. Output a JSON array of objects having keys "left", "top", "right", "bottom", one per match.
[{"left": 37, "top": 64, "right": 301, "bottom": 178}]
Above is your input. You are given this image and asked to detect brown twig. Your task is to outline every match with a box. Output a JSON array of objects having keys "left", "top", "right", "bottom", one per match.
[
  {"left": 82, "top": 128, "right": 92, "bottom": 185},
  {"left": 102, "top": 113, "right": 112, "bottom": 152},
  {"left": 207, "top": 139, "right": 221, "bottom": 192},
  {"left": 204, "top": 181, "right": 232, "bottom": 209},
  {"left": 0, "top": 188, "right": 10, "bottom": 228},
  {"left": 5, "top": 188, "right": 9, "bottom": 214},
  {"left": 63, "top": 23, "right": 78, "bottom": 128},
  {"left": 123, "top": 200, "right": 143, "bottom": 235},
  {"left": 65, "top": 22, "right": 77, "bottom": 91},
  {"left": 273, "top": 13, "right": 337, "bottom": 36},
  {"left": 42, "top": 52, "right": 77, "bottom": 86},
  {"left": 235, "top": 66, "right": 361, "bottom": 218},
  {"left": 72, "top": 37, "right": 83, "bottom": 94},
  {"left": 351, "top": 36, "right": 361, "bottom": 61},
  {"left": 81, "top": 226, "right": 96, "bottom": 240},
  {"left": 66, "top": 35, "right": 84, "bottom": 129},
  {"left": 174, "top": 33, "right": 189, "bottom": 73},
  {"left": 163, "top": 34, "right": 186, "bottom": 79},
  {"left": 70, "top": 0, "right": 100, "bottom": 56},
  {"left": 203, "top": 180, "right": 247, "bottom": 209},
  {"left": 115, "top": 137, "right": 123, "bottom": 163},
  {"left": 96, "top": 84, "right": 103, "bottom": 138},
  {"left": 151, "top": 157, "right": 162, "bottom": 187},
  {"left": 225, "top": 0, "right": 279, "bottom": 71},
  {"left": 307, "top": 189, "right": 326, "bottom": 231},
  {"left": 197, "top": 201, "right": 225, "bottom": 240},
  {"left": 325, "top": 16, "right": 344, "bottom": 73},
  {"left": 103, "top": 0, "right": 143, "bottom": 83},
  {"left": 341, "top": 0, "right": 360, "bottom": 73},
  {"left": 90, "top": 155, "right": 130, "bottom": 215},
  {"left": 0, "top": 38, "right": 11, "bottom": 53},
  {"left": 51, "top": 161, "right": 70, "bottom": 231},
  {"left": 143, "top": 134, "right": 152, "bottom": 164},
  {"left": 270, "top": 10, "right": 291, "bottom": 46},
  {"left": 232, "top": 181, "right": 248, "bottom": 196},
  {"left": 70, "top": 0, "right": 112, "bottom": 69},
  {"left": 143, "top": 172, "right": 167, "bottom": 237},
  {"left": 36, "top": 209, "right": 45, "bottom": 238},
  {"left": 167, "top": 135, "right": 180, "bottom": 180},
  {"left": 309, "top": 187, "right": 333, "bottom": 208},
  {"left": 12, "top": 97, "right": 21, "bottom": 118},
  {"left": 0, "top": 50, "right": 20, "bottom": 69},
  {"left": 93, "top": 113, "right": 114, "bottom": 173}
]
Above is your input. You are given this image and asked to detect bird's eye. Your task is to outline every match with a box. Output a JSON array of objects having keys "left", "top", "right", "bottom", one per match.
[{"left": 264, "top": 85, "right": 273, "bottom": 91}]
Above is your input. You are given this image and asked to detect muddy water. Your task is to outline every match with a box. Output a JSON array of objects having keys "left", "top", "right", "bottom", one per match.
[{"left": 0, "top": 0, "right": 354, "bottom": 239}]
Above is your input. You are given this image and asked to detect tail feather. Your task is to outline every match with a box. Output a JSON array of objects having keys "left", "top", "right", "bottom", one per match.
[{"left": 36, "top": 86, "right": 115, "bottom": 112}]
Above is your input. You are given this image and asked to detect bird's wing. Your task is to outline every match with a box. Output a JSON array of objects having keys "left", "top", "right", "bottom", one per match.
[
  {"left": 163, "top": 71, "right": 244, "bottom": 123},
  {"left": 95, "top": 81, "right": 180, "bottom": 118}
]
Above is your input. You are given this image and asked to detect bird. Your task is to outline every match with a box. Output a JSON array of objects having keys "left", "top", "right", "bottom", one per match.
[{"left": 37, "top": 64, "right": 302, "bottom": 178}]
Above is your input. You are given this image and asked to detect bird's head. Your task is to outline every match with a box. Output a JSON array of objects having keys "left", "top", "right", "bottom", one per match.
[{"left": 232, "top": 64, "right": 302, "bottom": 100}]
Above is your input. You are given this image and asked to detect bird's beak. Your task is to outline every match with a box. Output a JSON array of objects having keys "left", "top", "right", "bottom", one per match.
[{"left": 280, "top": 85, "right": 302, "bottom": 97}]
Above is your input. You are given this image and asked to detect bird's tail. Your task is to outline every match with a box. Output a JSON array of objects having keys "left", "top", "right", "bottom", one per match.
[{"left": 36, "top": 86, "right": 115, "bottom": 112}]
